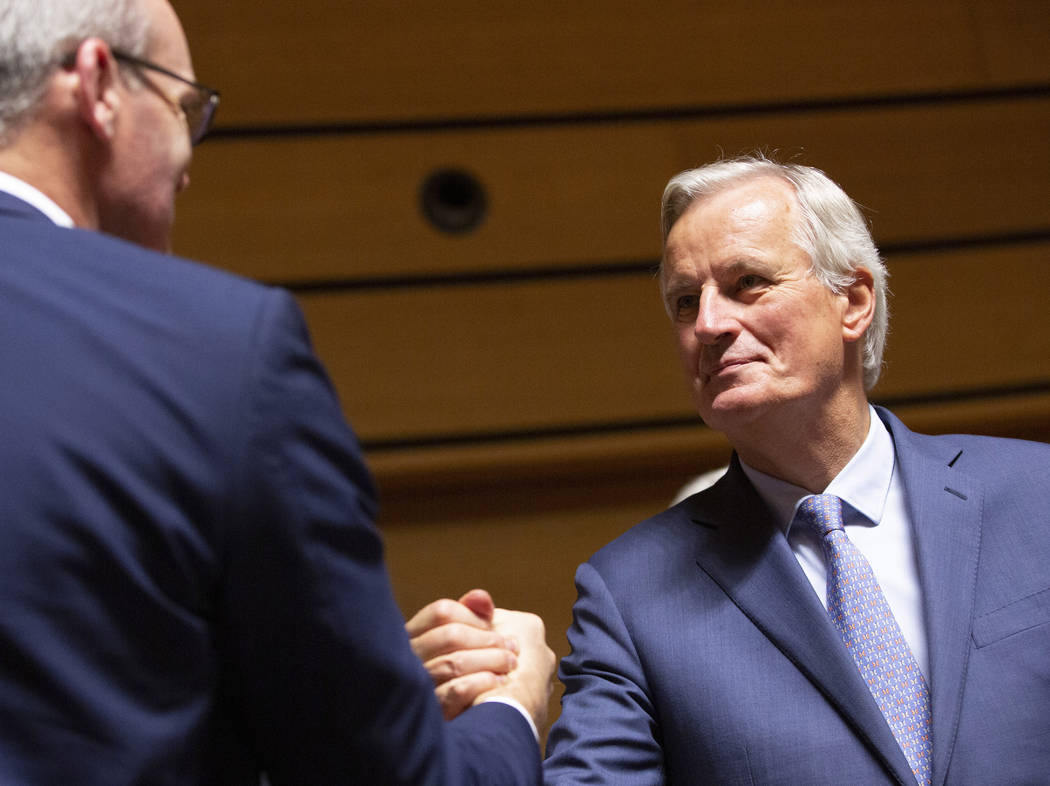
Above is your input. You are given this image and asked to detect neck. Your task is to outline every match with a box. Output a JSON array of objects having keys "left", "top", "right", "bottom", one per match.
[
  {"left": 730, "top": 387, "right": 871, "bottom": 493},
  {"left": 0, "top": 114, "right": 101, "bottom": 232}
]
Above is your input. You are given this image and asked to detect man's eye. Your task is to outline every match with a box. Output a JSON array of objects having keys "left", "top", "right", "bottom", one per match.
[
  {"left": 674, "top": 295, "right": 699, "bottom": 321},
  {"left": 738, "top": 274, "right": 762, "bottom": 289}
]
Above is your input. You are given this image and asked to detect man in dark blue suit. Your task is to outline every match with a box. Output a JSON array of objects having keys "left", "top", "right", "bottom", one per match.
[
  {"left": 0, "top": 0, "right": 553, "bottom": 782},
  {"left": 415, "top": 157, "right": 1050, "bottom": 784}
]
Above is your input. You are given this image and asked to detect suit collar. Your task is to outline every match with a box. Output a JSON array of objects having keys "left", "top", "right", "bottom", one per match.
[
  {"left": 875, "top": 408, "right": 981, "bottom": 786},
  {"left": 0, "top": 179, "right": 70, "bottom": 225},
  {"left": 687, "top": 458, "right": 919, "bottom": 785}
]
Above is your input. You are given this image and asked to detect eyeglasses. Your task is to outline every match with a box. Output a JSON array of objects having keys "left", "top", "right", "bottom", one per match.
[{"left": 110, "top": 50, "right": 220, "bottom": 145}]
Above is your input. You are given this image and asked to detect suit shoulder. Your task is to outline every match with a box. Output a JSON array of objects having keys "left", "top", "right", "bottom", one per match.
[
  {"left": 881, "top": 407, "right": 1050, "bottom": 475},
  {"left": 587, "top": 503, "right": 700, "bottom": 577},
  {"left": 948, "top": 433, "right": 1050, "bottom": 491},
  {"left": 34, "top": 221, "right": 289, "bottom": 335},
  {"left": 5, "top": 214, "right": 271, "bottom": 304},
  {"left": 95, "top": 228, "right": 273, "bottom": 306},
  {"left": 897, "top": 426, "right": 1050, "bottom": 502},
  {"left": 910, "top": 428, "right": 1050, "bottom": 467}
]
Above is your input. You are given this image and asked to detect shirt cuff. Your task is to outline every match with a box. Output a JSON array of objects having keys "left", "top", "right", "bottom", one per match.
[{"left": 479, "top": 696, "right": 540, "bottom": 742}]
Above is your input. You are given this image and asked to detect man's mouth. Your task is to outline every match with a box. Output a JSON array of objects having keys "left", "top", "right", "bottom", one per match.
[{"left": 703, "top": 357, "right": 752, "bottom": 377}]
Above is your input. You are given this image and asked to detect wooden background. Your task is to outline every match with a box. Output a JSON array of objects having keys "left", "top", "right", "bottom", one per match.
[{"left": 173, "top": 0, "right": 1050, "bottom": 738}]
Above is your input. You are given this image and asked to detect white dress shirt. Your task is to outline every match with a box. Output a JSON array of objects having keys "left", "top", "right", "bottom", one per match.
[
  {"left": 0, "top": 171, "right": 74, "bottom": 227},
  {"left": 741, "top": 406, "right": 929, "bottom": 679}
]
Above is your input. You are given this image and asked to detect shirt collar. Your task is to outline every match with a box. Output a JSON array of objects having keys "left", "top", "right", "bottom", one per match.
[
  {"left": 0, "top": 171, "right": 75, "bottom": 228},
  {"left": 741, "top": 405, "right": 895, "bottom": 533}
]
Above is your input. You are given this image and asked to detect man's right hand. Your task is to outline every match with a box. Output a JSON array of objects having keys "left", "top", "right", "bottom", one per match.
[
  {"left": 407, "top": 589, "right": 554, "bottom": 731},
  {"left": 480, "top": 605, "right": 555, "bottom": 734}
]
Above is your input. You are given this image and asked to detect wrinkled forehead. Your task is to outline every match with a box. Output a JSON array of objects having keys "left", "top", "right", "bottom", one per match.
[{"left": 660, "top": 177, "right": 803, "bottom": 279}]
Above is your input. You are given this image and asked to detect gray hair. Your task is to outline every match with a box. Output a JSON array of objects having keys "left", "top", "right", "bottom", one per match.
[
  {"left": 0, "top": 0, "right": 150, "bottom": 142},
  {"left": 661, "top": 155, "right": 889, "bottom": 391}
]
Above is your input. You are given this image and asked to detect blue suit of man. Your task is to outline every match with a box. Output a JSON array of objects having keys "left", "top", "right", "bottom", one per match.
[
  {"left": 0, "top": 191, "right": 539, "bottom": 785},
  {"left": 545, "top": 406, "right": 1050, "bottom": 785}
]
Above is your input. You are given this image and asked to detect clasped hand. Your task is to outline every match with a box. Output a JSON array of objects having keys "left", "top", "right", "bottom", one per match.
[{"left": 406, "top": 589, "right": 554, "bottom": 732}]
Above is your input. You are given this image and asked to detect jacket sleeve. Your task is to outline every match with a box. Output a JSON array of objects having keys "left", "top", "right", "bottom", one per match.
[
  {"left": 220, "top": 289, "right": 540, "bottom": 785},
  {"left": 544, "top": 561, "right": 665, "bottom": 785}
]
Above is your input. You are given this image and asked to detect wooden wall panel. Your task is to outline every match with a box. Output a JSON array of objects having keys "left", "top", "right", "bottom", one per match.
[
  {"left": 175, "top": 97, "right": 1050, "bottom": 282},
  {"left": 299, "top": 273, "right": 682, "bottom": 441},
  {"left": 162, "top": 0, "right": 1050, "bottom": 740},
  {"left": 299, "top": 242, "right": 1050, "bottom": 444},
  {"left": 175, "top": 1, "right": 1050, "bottom": 125},
  {"left": 880, "top": 243, "right": 1050, "bottom": 395}
]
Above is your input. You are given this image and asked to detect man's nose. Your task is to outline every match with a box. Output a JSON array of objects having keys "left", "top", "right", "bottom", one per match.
[{"left": 694, "top": 288, "right": 736, "bottom": 344}]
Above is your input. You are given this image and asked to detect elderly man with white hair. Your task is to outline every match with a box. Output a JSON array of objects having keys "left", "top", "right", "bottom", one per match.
[{"left": 415, "top": 156, "right": 1050, "bottom": 786}]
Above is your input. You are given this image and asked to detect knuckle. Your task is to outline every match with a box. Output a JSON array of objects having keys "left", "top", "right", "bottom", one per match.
[
  {"left": 445, "top": 679, "right": 469, "bottom": 706},
  {"left": 517, "top": 610, "right": 542, "bottom": 629},
  {"left": 430, "top": 625, "right": 461, "bottom": 654},
  {"left": 429, "top": 599, "right": 458, "bottom": 625},
  {"left": 443, "top": 652, "right": 465, "bottom": 679},
  {"left": 530, "top": 613, "right": 547, "bottom": 635}
]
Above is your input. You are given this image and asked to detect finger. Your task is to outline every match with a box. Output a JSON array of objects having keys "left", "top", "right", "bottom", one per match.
[
  {"left": 409, "top": 622, "right": 509, "bottom": 663},
  {"left": 458, "top": 588, "right": 495, "bottom": 622},
  {"left": 423, "top": 646, "right": 518, "bottom": 686},
  {"left": 405, "top": 597, "right": 493, "bottom": 639},
  {"left": 435, "top": 671, "right": 505, "bottom": 721},
  {"left": 476, "top": 610, "right": 556, "bottom": 731}
]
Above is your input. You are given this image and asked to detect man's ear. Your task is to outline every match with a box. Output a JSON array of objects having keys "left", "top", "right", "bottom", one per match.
[
  {"left": 841, "top": 267, "right": 876, "bottom": 343},
  {"left": 70, "top": 39, "right": 121, "bottom": 142}
]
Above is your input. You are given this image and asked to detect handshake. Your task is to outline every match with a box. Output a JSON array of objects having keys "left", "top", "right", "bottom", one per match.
[{"left": 406, "top": 589, "right": 556, "bottom": 734}]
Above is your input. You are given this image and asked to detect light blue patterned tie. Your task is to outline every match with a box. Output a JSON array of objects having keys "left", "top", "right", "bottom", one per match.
[{"left": 796, "top": 494, "right": 932, "bottom": 786}]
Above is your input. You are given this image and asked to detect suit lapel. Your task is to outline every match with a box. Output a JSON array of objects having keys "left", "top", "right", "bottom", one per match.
[
  {"left": 687, "top": 460, "right": 917, "bottom": 785},
  {"left": 880, "top": 409, "right": 981, "bottom": 786}
]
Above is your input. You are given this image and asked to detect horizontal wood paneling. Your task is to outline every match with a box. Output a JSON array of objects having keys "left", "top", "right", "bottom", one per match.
[
  {"left": 299, "top": 241, "right": 1050, "bottom": 446},
  {"left": 162, "top": 1, "right": 1050, "bottom": 741},
  {"left": 300, "top": 272, "right": 684, "bottom": 441},
  {"left": 175, "top": 1, "right": 1050, "bottom": 126},
  {"left": 174, "top": 97, "right": 1050, "bottom": 282},
  {"left": 880, "top": 243, "right": 1050, "bottom": 394},
  {"left": 368, "top": 390, "right": 1050, "bottom": 493}
]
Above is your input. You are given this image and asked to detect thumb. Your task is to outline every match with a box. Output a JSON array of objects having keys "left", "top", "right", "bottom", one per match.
[{"left": 458, "top": 588, "right": 495, "bottom": 623}]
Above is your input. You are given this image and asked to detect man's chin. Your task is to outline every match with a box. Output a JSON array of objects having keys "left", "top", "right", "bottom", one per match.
[{"left": 696, "top": 389, "right": 768, "bottom": 432}]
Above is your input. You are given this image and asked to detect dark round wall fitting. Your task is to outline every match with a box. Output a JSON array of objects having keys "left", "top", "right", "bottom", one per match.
[{"left": 419, "top": 168, "right": 488, "bottom": 234}]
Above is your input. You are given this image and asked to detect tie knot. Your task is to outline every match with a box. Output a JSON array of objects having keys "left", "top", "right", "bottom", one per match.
[{"left": 796, "top": 494, "right": 845, "bottom": 538}]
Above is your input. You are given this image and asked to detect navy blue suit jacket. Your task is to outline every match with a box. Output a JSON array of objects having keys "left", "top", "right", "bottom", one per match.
[
  {"left": 0, "top": 192, "right": 539, "bottom": 784},
  {"left": 545, "top": 407, "right": 1050, "bottom": 785}
]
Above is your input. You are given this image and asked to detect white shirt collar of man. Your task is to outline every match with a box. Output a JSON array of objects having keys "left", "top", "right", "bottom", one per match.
[
  {"left": 0, "top": 170, "right": 75, "bottom": 228},
  {"left": 741, "top": 405, "right": 894, "bottom": 534}
]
